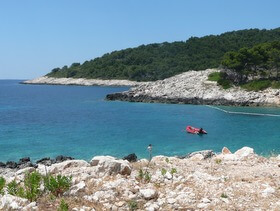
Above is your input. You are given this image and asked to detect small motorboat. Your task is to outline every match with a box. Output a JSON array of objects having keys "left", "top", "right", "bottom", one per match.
[{"left": 186, "top": 126, "right": 207, "bottom": 134}]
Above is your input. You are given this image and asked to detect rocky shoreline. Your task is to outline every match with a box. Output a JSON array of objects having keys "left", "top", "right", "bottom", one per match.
[
  {"left": 106, "top": 69, "right": 280, "bottom": 107},
  {"left": 0, "top": 147, "right": 280, "bottom": 210},
  {"left": 22, "top": 76, "right": 148, "bottom": 87}
]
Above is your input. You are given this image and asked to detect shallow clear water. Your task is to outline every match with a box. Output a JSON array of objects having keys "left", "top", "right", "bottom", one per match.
[{"left": 0, "top": 80, "right": 280, "bottom": 162}]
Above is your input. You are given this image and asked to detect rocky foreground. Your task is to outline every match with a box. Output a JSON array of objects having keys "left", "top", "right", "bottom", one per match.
[
  {"left": 22, "top": 76, "right": 148, "bottom": 87},
  {"left": 0, "top": 147, "right": 280, "bottom": 210},
  {"left": 106, "top": 69, "right": 280, "bottom": 106}
]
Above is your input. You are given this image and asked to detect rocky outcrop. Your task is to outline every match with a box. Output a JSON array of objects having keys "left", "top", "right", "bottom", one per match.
[
  {"left": 22, "top": 76, "right": 148, "bottom": 87},
  {"left": 106, "top": 69, "right": 280, "bottom": 106},
  {"left": 0, "top": 147, "right": 280, "bottom": 210},
  {"left": 123, "top": 153, "right": 137, "bottom": 162}
]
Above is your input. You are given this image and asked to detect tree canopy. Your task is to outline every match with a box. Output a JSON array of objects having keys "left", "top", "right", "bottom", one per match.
[{"left": 47, "top": 28, "right": 280, "bottom": 81}]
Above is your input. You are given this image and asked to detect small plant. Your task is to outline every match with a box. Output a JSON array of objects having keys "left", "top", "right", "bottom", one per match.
[
  {"left": 221, "top": 193, "right": 228, "bottom": 198},
  {"left": 57, "top": 198, "right": 69, "bottom": 211},
  {"left": 138, "top": 169, "right": 144, "bottom": 180},
  {"left": 165, "top": 158, "right": 169, "bottom": 163},
  {"left": 0, "top": 177, "right": 5, "bottom": 195},
  {"left": 128, "top": 200, "right": 138, "bottom": 211},
  {"left": 24, "top": 171, "right": 42, "bottom": 202},
  {"left": 7, "top": 180, "right": 25, "bottom": 197},
  {"left": 170, "top": 168, "right": 177, "bottom": 175},
  {"left": 44, "top": 174, "right": 72, "bottom": 197},
  {"left": 161, "top": 168, "right": 167, "bottom": 176},
  {"left": 144, "top": 171, "right": 151, "bottom": 182},
  {"left": 215, "top": 159, "right": 222, "bottom": 164},
  {"left": 208, "top": 72, "right": 222, "bottom": 81}
]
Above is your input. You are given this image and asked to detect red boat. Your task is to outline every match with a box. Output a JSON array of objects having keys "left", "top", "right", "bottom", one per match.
[{"left": 186, "top": 126, "right": 207, "bottom": 134}]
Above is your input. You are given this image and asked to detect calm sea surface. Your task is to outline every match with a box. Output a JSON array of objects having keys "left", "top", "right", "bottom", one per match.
[{"left": 0, "top": 80, "right": 280, "bottom": 162}]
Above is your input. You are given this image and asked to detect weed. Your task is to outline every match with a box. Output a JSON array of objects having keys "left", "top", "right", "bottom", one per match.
[
  {"left": 161, "top": 168, "right": 167, "bottom": 176},
  {"left": 128, "top": 200, "right": 138, "bottom": 211},
  {"left": 215, "top": 159, "right": 222, "bottom": 164},
  {"left": 165, "top": 158, "right": 169, "bottom": 163},
  {"left": 24, "top": 171, "right": 42, "bottom": 202},
  {"left": 144, "top": 171, "right": 151, "bottom": 182},
  {"left": 7, "top": 180, "right": 25, "bottom": 197},
  {"left": 170, "top": 168, "right": 177, "bottom": 175},
  {"left": 0, "top": 177, "right": 5, "bottom": 195},
  {"left": 44, "top": 174, "right": 72, "bottom": 197},
  {"left": 221, "top": 193, "right": 228, "bottom": 198},
  {"left": 208, "top": 72, "right": 222, "bottom": 81},
  {"left": 138, "top": 169, "right": 144, "bottom": 180},
  {"left": 57, "top": 198, "right": 69, "bottom": 211}
]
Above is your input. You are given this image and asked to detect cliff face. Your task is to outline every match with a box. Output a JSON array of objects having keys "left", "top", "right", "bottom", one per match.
[
  {"left": 0, "top": 147, "right": 280, "bottom": 210},
  {"left": 106, "top": 69, "right": 280, "bottom": 107}
]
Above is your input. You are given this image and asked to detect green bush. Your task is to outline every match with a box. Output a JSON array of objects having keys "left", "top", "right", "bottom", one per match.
[
  {"left": 57, "top": 199, "right": 69, "bottom": 211},
  {"left": 0, "top": 177, "right": 5, "bottom": 195},
  {"left": 161, "top": 168, "right": 167, "bottom": 176},
  {"left": 128, "top": 200, "right": 138, "bottom": 211},
  {"left": 271, "top": 81, "right": 280, "bottom": 89},
  {"left": 7, "top": 180, "right": 25, "bottom": 197},
  {"left": 208, "top": 72, "right": 222, "bottom": 81},
  {"left": 44, "top": 175, "right": 72, "bottom": 197},
  {"left": 217, "top": 78, "right": 232, "bottom": 89},
  {"left": 24, "top": 171, "right": 42, "bottom": 202},
  {"left": 241, "top": 80, "right": 271, "bottom": 91}
]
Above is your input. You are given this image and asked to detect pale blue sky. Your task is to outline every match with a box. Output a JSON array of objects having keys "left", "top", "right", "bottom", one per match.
[{"left": 1, "top": 0, "right": 280, "bottom": 79}]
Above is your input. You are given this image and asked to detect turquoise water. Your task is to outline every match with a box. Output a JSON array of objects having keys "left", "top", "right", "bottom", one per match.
[{"left": 1, "top": 80, "right": 280, "bottom": 162}]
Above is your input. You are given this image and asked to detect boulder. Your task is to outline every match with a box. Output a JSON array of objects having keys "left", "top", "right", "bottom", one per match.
[
  {"left": 139, "top": 188, "right": 158, "bottom": 200},
  {"left": 187, "top": 150, "right": 215, "bottom": 159},
  {"left": 0, "top": 194, "right": 29, "bottom": 210},
  {"left": 18, "top": 157, "right": 30, "bottom": 164},
  {"left": 0, "top": 162, "right": 6, "bottom": 168},
  {"left": 69, "top": 181, "right": 86, "bottom": 195},
  {"left": 18, "top": 162, "right": 36, "bottom": 169},
  {"left": 55, "top": 155, "right": 74, "bottom": 163},
  {"left": 6, "top": 161, "right": 17, "bottom": 169},
  {"left": 90, "top": 156, "right": 131, "bottom": 175},
  {"left": 36, "top": 157, "right": 54, "bottom": 166},
  {"left": 123, "top": 153, "right": 137, "bottom": 162},
  {"left": 189, "top": 154, "right": 204, "bottom": 161},
  {"left": 222, "top": 147, "right": 232, "bottom": 154},
  {"left": 49, "top": 160, "right": 90, "bottom": 174},
  {"left": 234, "top": 147, "right": 254, "bottom": 159}
]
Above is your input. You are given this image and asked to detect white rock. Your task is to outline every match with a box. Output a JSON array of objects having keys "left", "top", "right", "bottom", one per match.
[
  {"left": 167, "top": 198, "right": 176, "bottom": 204},
  {"left": 140, "top": 189, "right": 158, "bottom": 200},
  {"left": 49, "top": 160, "right": 90, "bottom": 174},
  {"left": 189, "top": 154, "right": 204, "bottom": 161},
  {"left": 262, "top": 187, "right": 275, "bottom": 197},
  {"left": 197, "top": 203, "right": 209, "bottom": 209},
  {"left": 234, "top": 147, "right": 254, "bottom": 159},
  {"left": 0, "top": 194, "right": 29, "bottom": 210},
  {"left": 165, "top": 172, "right": 172, "bottom": 180},
  {"left": 69, "top": 181, "right": 86, "bottom": 195},
  {"left": 90, "top": 156, "right": 131, "bottom": 175}
]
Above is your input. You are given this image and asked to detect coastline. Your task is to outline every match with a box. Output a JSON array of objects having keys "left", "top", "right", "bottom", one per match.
[
  {"left": 106, "top": 69, "right": 280, "bottom": 107},
  {"left": 22, "top": 76, "right": 149, "bottom": 87},
  {"left": 0, "top": 146, "right": 279, "bottom": 210}
]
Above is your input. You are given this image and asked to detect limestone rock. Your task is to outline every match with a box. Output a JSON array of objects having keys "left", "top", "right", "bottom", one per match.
[
  {"left": 222, "top": 147, "right": 232, "bottom": 154},
  {"left": 234, "top": 147, "right": 254, "bottom": 159},
  {"left": 90, "top": 156, "right": 131, "bottom": 175},
  {"left": 69, "top": 181, "right": 86, "bottom": 195},
  {"left": 187, "top": 150, "right": 215, "bottom": 159},
  {"left": 140, "top": 189, "right": 158, "bottom": 200},
  {"left": 0, "top": 194, "right": 29, "bottom": 210},
  {"left": 49, "top": 160, "right": 90, "bottom": 174}
]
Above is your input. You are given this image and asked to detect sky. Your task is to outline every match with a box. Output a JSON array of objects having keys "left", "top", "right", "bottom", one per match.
[{"left": 0, "top": 0, "right": 280, "bottom": 79}]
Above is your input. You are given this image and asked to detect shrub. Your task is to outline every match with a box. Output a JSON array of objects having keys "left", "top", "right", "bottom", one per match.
[
  {"left": 24, "top": 171, "right": 42, "bottom": 202},
  {"left": 138, "top": 169, "right": 144, "bottom": 180},
  {"left": 128, "top": 200, "right": 138, "bottom": 211},
  {"left": 217, "top": 78, "right": 232, "bottom": 89},
  {"left": 161, "top": 168, "right": 167, "bottom": 176},
  {"left": 44, "top": 175, "right": 72, "bottom": 197},
  {"left": 221, "top": 193, "right": 228, "bottom": 198},
  {"left": 144, "top": 171, "right": 151, "bottom": 182},
  {"left": 7, "top": 180, "right": 25, "bottom": 197},
  {"left": 208, "top": 72, "right": 222, "bottom": 81},
  {"left": 57, "top": 199, "right": 69, "bottom": 211},
  {"left": 271, "top": 81, "right": 280, "bottom": 89},
  {"left": 0, "top": 177, "right": 5, "bottom": 195},
  {"left": 170, "top": 168, "right": 177, "bottom": 175},
  {"left": 241, "top": 80, "right": 271, "bottom": 91},
  {"left": 215, "top": 159, "right": 222, "bottom": 164}
]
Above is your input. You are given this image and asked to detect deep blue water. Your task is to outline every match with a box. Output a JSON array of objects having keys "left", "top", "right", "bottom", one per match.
[{"left": 0, "top": 80, "right": 280, "bottom": 162}]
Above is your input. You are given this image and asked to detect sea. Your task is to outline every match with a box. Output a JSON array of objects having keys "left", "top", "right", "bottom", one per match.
[{"left": 1, "top": 80, "right": 280, "bottom": 162}]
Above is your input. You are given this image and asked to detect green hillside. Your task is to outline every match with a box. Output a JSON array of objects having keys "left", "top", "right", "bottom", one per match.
[{"left": 47, "top": 28, "right": 280, "bottom": 81}]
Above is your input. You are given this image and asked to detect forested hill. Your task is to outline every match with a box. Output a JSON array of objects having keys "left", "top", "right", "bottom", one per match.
[{"left": 47, "top": 28, "right": 280, "bottom": 81}]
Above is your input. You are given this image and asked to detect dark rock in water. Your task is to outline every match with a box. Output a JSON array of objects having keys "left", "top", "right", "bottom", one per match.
[
  {"left": 187, "top": 150, "right": 215, "bottom": 159},
  {"left": 18, "top": 161, "right": 36, "bottom": 169},
  {"left": 123, "top": 153, "right": 137, "bottom": 162},
  {"left": 6, "top": 161, "right": 18, "bottom": 169},
  {"left": 55, "top": 155, "right": 74, "bottom": 163},
  {"left": 0, "top": 162, "right": 6, "bottom": 168},
  {"left": 18, "top": 157, "right": 31, "bottom": 165},
  {"left": 36, "top": 157, "right": 54, "bottom": 166}
]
